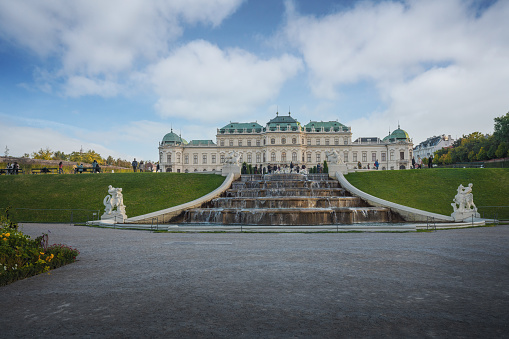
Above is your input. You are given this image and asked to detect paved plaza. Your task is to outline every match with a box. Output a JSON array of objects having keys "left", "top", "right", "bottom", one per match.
[{"left": 2, "top": 224, "right": 509, "bottom": 338}]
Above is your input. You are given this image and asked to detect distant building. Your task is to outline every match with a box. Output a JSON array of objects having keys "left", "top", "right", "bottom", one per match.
[
  {"left": 413, "top": 135, "right": 455, "bottom": 160},
  {"left": 158, "top": 112, "right": 414, "bottom": 173}
]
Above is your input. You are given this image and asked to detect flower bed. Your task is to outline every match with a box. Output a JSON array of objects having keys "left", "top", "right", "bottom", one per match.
[{"left": 0, "top": 209, "right": 79, "bottom": 286}]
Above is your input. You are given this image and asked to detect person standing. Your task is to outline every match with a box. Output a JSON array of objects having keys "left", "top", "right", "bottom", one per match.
[
  {"left": 412, "top": 157, "right": 416, "bottom": 169},
  {"left": 132, "top": 158, "right": 138, "bottom": 172},
  {"left": 59, "top": 162, "right": 63, "bottom": 174},
  {"left": 92, "top": 160, "right": 97, "bottom": 173},
  {"left": 428, "top": 155, "right": 433, "bottom": 168},
  {"left": 375, "top": 159, "right": 379, "bottom": 170}
]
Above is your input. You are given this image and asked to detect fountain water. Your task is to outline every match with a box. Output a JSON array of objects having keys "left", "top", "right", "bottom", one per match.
[{"left": 180, "top": 173, "right": 402, "bottom": 225}]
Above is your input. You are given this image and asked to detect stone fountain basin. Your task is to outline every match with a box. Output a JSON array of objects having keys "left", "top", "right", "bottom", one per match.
[{"left": 184, "top": 207, "right": 395, "bottom": 225}]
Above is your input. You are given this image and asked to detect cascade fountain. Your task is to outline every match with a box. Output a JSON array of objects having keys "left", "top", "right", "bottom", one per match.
[{"left": 176, "top": 173, "right": 402, "bottom": 226}]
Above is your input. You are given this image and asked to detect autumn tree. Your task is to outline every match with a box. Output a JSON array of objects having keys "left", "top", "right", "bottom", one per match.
[{"left": 32, "top": 148, "right": 53, "bottom": 160}]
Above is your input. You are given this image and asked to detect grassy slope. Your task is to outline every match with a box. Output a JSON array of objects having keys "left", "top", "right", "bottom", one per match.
[
  {"left": 0, "top": 173, "right": 225, "bottom": 218},
  {"left": 345, "top": 168, "right": 509, "bottom": 218}
]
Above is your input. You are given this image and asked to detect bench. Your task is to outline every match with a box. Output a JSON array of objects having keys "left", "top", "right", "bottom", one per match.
[
  {"left": 0, "top": 168, "right": 23, "bottom": 175},
  {"left": 75, "top": 167, "right": 101, "bottom": 173},
  {"left": 32, "top": 167, "right": 58, "bottom": 174}
]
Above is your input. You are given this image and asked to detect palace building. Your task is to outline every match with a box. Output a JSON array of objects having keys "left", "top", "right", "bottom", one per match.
[{"left": 158, "top": 112, "right": 413, "bottom": 173}]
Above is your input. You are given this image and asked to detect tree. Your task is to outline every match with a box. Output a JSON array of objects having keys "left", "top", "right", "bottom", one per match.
[
  {"left": 323, "top": 160, "right": 329, "bottom": 174},
  {"left": 495, "top": 142, "right": 508, "bottom": 159},
  {"left": 477, "top": 147, "right": 488, "bottom": 161},
  {"left": 106, "top": 155, "right": 114, "bottom": 165},
  {"left": 494, "top": 112, "right": 509, "bottom": 142},
  {"left": 52, "top": 151, "right": 69, "bottom": 161},
  {"left": 32, "top": 148, "right": 53, "bottom": 160}
]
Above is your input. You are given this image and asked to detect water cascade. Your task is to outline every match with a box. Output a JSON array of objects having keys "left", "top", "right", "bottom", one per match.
[{"left": 180, "top": 173, "right": 401, "bottom": 225}]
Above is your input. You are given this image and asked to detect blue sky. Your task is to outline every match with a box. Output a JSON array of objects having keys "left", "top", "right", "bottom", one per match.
[{"left": 1, "top": 0, "right": 508, "bottom": 161}]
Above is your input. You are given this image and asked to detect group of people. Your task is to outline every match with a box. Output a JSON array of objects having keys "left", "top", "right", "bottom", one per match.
[
  {"left": 72, "top": 160, "right": 101, "bottom": 174},
  {"left": 132, "top": 159, "right": 157, "bottom": 172},
  {"left": 3, "top": 162, "right": 20, "bottom": 174},
  {"left": 412, "top": 155, "right": 433, "bottom": 169},
  {"left": 357, "top": 161, "right": 380, "bottom": 170}
]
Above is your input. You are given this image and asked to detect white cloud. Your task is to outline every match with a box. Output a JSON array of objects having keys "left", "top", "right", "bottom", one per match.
[
  {"left": 284, "top": 0, "right": 509, "bottom": 143},
  {"left": 0, "top": 0, "right": 244, "bottom": 96},
  {"left": 149, "top": 40, "right": 303, "bottom": 123},
  {"left": 0, "top": 115, "right": 173, "bottom": 161}
]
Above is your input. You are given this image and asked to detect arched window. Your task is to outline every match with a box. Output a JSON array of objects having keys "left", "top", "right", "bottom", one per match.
[
  {"left": 271, "top": 152, "right": 276, "bottom": 162},
  {"left": 292, "top": 138, "right": 297, "bottom": 144},
  {"left": 271, "top": 138, "right": 275, "bottom": 145},
  {"left": 292, "top": 152, "right": 297, "bottom": 161},
  {"left": 281, "top": 152, "right": 287, "bottom": 162},
  {"left": 281, "top": 138, "right": 286, "bottom": 144}
]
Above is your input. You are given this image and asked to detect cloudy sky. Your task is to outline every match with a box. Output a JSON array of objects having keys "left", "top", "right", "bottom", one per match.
[{"left": 0, "top": 0, "right": 507, "bottom": 161}]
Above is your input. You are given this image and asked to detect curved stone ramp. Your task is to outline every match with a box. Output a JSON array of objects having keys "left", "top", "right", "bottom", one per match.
[
  {"left": 336, "top": 171, "right": 456, "bottom": 223},
  {"left": 124, "top": 173, "right": 236, "bottom": 224}
]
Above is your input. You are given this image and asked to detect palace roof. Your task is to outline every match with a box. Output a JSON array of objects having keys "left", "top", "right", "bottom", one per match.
[{"left": 161, "top": 131, "right": 187, "bottom": 145}]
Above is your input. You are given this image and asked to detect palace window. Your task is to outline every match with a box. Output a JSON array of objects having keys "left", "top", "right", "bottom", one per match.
[
  {"left": 344, "top": 138, "right": 348, "bottom": 145},
  {"left": 177, "top": 154, "right": 181, "bottom": 163},
  {"left": 220, "top": 140, "right": 224, "bottom": 147},
  {"left": 247, "top": 153, "right": 252, "bottom": 163},
  {"left": 292, "top": 138, "right": 297, "bottom": 144},
  {"left": 325, "top": 139, "right": 330, "bottom": 145},
  {"left": 193, "top": 154, "right": 198, "bottom": 164},
  {"left": 167, "top": 154, "right": 171, "bottom": 163},
  {"left": 220, "top": 154, "right": 225, "bottom": 163},
  {"left": 256, "top": 140, "right": 260, "bottom": 146},
  {"left": 390, "top": 151, "right": 394, "bottom": 161},
  {"left": 372, "top": 153, "right": 377, "bottom": 162},
  {"left": 307, "top": 153, "right": 312, "bottom": 163},
  {"left": 307, "top": 139, "right": 311, "bottom": 145},
  {"left": 281, "top": 138, "right": 286, "bottom": 145},
  {"left": 271, "top": 152, "right": 276, "bottom": 162},
  {"left": 292, "top": 152, "right": 297, "bottom": 162},
  {"left": 271, "top": 138, "right": 275, "bottom": 145},
  {"left": 316, "top": 138, "right": 320, "bottom": 145},
  {"left": 381, "top": 152, "right": 386, "bottom": 161},
  {"left": 316, "top": 153, "right": 321, "bottom": 163},
  {"left": 229, "top": 140, "right": 233, "bottom": 147},
  {"left": 335, "top": 138, "right": 339, "bottom": 145},
  {"left": 362, "top": 152, "right": 367, "bottom": 162},
  {"left": 353, "top": 152, "right": 357, "bottom": 162},
  {"left": 184, "top": 155, "right": 189, "bottom": 164},
  {"left": 212, "top": 155, "right": 216, "bottom": 164},
  {"left": 344, "top": 152, "right": 348, "bottom": 162},
  {"left": 281, "top": 152, "right": 287, "bottom": 162},
  {"left": 256, "top": 153, "right": 261, "bottom": 163},
  {"left": 400, "top": 151, "right": 405, "bottom": 160},
  {"left": 247, "top": 140, "right": 251, "bottom": 147},
  {"left": 238, "top": 140, "right": 242, "bottom": 146},
  {"left": 202, "top": 154, "right": 207, "bottom": 164}
]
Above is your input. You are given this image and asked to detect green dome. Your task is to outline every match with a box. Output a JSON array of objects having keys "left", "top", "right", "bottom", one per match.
[
  {"left": 383, "top": 126, "right": 410, "bottom": 142},
  {"left": 390, "top": 128, "right": 410, "bottom": 140},
  {"left": 162, "top": 131, "right": 187, "bottom": 145}
]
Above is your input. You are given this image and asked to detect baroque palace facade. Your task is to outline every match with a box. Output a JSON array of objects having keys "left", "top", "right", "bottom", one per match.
[{"left": 158, "top": 112, "right": 413, "bottom": 173}]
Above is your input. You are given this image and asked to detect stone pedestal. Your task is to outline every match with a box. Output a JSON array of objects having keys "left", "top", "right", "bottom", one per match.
[
  {"left": 451, "top": 210, "right": 480, "bottom": 222},
  {"left": 328, "top": 163, "right": 349, "bottom": 176},
  {"left": 222, "top": 164, "right": 241, "bottom": 179},
  {"left": 101, "top": 211, "right": 127, "bottom": 223}
]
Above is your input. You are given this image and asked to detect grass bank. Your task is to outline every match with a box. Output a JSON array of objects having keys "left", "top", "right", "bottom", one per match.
[
  {"left": 345, "top": 168, "right": 509, "bottom": 219},
  {"left": 0, "top": 173, "right": 225, "bottom": 223}
]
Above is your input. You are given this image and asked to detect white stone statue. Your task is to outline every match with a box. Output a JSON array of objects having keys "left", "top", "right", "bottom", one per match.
[
  {"left": 451, "top": 183, "right": 480, "bottom": 221},
  {"left": 101, "top": 185, "right": 127, "bottom": 222},
  {"left": 325, "top": 150, "right": 344, "bottom": 165},
  {"left": 225, "top": 151, "right": 241, "bottom": 165}
]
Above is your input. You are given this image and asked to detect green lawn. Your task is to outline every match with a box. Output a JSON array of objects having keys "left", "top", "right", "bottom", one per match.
[
  {"left": 345, "top": 168, "right": 509, "bottom": 219},
  {"left": 0, "top": 173, "right": 225, "bottom": 222}
]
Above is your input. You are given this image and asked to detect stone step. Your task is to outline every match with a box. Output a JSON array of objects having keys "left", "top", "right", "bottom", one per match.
[
  {"left": 210, "top": 196, "right": 367, "bottom": 209},
  {"left": 225, "top": 188, "right": 347, "bottom": 197}
]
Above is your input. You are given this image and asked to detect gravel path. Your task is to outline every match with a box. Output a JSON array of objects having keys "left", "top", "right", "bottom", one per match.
[{"left": 2, "top": 224, "right": 509, "bottom": 338}]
